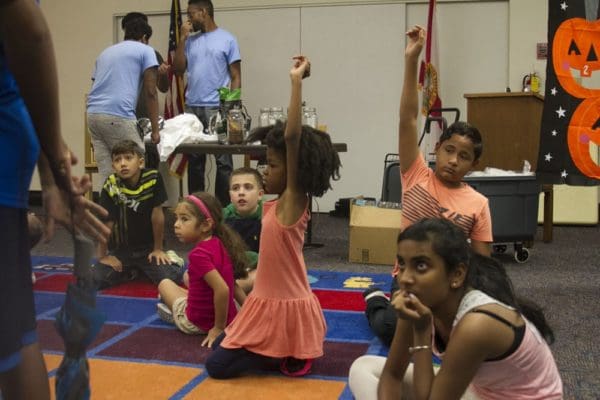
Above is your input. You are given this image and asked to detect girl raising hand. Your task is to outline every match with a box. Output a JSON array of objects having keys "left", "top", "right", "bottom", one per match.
[{"left": 206, "top": 55, "right": 341, "bottom": 379}]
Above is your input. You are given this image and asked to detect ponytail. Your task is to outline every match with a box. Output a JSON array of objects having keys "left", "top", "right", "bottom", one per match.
[
  {"left": 468, "top": 253, "right": 555, "bottom": 344},
  {"left": 213, "top": 223, "right": 249, "bottom": 280}
]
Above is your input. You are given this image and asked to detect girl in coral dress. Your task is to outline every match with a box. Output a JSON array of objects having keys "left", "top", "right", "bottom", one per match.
[{"left": 206, "top": 55, "right": 341, "bottom": 378}]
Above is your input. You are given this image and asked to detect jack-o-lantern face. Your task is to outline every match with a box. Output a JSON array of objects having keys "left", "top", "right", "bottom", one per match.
[
  {"left": 568, "top": 97, "right": 600, "bottom": 178},
  {"left": 553, "top": 18, "right": 600, "bottom": 99}
]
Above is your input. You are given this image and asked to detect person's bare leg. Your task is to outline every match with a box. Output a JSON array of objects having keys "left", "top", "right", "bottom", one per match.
[
  {"left": 158, "top": 279, "right": 188, "bottom": 308},
  {"left": 0, "top": 343, "right": 50, "bottom": 400}
]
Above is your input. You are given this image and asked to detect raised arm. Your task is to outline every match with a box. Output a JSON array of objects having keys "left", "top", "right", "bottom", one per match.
[
  {"left": 279, "top": 56, "right": 310, "bottom": 225},
  {"left": 173, "top": 21, "right": 191, "bottom": 76},
  {"left": 398, "top": 25, "right": 426, "bottom": 173}
]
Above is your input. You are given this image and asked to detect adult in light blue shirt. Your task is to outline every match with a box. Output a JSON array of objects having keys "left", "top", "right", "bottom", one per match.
[
  {"left": 174, "top": 0, "right": 242, "bottom": 206},
  {"left": 86, "top": 18, "right": 160, "bottom": 184}
]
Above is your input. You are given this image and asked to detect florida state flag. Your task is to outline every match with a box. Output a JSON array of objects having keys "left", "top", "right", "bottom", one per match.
[{"left": 537, "top": 0, "right": 600, "bottom": 185}]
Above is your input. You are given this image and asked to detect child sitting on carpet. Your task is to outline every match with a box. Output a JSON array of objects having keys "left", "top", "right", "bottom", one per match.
[
  {"left": 205, "top": 55, "right": 341, "bottom": 378},
  {"left": 223, "top": 166, "right": 265, "bottom": 294},
  {"left": 157, "top": 192, "right": 249, "bottom": 347},
  {"left": 349, "top": 218, "right": 563, "bottom": 399},
  {"left": 91, "top": 140, "right": 184, "bottom": 290},
  {"left": 363, "top": 25, "right": 493, "bottom": 347}
]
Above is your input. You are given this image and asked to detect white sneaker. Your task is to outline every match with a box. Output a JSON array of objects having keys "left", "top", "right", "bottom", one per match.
[{"left": 156, "top": 302, "right": 174, "bottom": 324}]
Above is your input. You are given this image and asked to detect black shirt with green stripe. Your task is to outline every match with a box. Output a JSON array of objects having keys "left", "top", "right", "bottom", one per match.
[{"left": 100, "top": 168, "right": 167, "bottom": 254}]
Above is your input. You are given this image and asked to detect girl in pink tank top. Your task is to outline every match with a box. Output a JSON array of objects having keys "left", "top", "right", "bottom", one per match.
[
  {"left": 205, "top": 55, "right": 342, "bottom": 379},
  {"left": 349, "top": 217, "right": 562, "bottom": 399}
]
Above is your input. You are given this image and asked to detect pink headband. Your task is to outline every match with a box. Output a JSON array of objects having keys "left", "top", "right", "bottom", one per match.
[{"left": 186, "top": 195, "right": 213, "bottom": 221}]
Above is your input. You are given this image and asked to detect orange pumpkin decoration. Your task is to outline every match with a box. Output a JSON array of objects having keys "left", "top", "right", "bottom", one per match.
[
  {"left": 553, "top": 18, "right": 600, "bottom": 99},
  {"left": 567, "top": 97, "right": 600, "bottom": 179}
]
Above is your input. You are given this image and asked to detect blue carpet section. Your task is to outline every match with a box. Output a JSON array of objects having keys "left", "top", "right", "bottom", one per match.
[{"left": 34, "top": 256, "right": 393, "bottom": 399}]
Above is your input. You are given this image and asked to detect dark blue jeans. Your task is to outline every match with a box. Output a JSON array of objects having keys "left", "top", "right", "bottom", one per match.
[
  {"left": 91, "top": 250, "right": 184, "bottom": 290},
  {"left": 364, "top": 278, "right": 400, "bottom": 347},
  {"left": 185, "top": 106, "right": 233, "bottom": 206},
  {"left": 205, "top": 332, "right": 280, "bottom": 379}
]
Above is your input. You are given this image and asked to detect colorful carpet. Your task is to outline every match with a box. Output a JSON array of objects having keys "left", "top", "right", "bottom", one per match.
[{"left": 32, "top": 256, "right": 392, "bottom": 399}]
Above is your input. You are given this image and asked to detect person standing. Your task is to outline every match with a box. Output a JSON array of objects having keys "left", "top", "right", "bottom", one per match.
[
  {"left": 173, "top": 0, "right": 241, "bottom": 206},
  {"left": 121, "top": 12, "right": 170, "bottom": 169},
  {"left": 0, "top": 1, "right": 110, "bottom": 398},
  {"left": 86, "top": 18, "right": 161, "bottom": 185}
]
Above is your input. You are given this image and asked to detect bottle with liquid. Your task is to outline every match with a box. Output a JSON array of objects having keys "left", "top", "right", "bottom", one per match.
[
  {"left": 302, "top": 106, "right": 318, "bottom": 128},
  {"left": 268, "top": 107, "right": 284, "bottom": 125},
  {"left": 259, "top": 107, "right": 270, "bottom": 127},
  {"left": 227, "top": 108, "right": 245, "bottom": 144}
]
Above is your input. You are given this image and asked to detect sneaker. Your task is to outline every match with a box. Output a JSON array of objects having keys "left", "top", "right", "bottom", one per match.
[
  {"left": 362, "top": 287, "right": 387, "bottom": 302},
  {"left": 280, "top": 357, "right": 313, "bottom": 377},
  {"left": 156, "top": 302, "right": 174, "bottom": 324}
]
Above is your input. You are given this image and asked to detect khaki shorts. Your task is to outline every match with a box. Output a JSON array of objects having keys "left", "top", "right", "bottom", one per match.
[{"left": 172, "top": 297, "right": 206, "bottom": 335}]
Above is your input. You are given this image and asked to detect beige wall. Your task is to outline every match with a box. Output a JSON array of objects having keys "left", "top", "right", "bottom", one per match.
[{"left": 37, "top": 0, "right": 548, "bottom": 211}]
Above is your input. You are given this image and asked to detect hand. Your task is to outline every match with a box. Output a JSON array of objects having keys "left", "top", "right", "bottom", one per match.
[
  {"left": 181, "top": 21, "right": 193, "bottom": 39},
  {"left": 42, "top": 174, "right": 110, "bottom": 243},
  {"left": 390, "top": 290, "right": 432, "bottom": 332},
  {"left": 45, "top": 142, "right": 79, "bottom": 195},
  {"left": 151, "top": 131, "right": 160, "bottom": 145},
  {"left": 158, "top": 62, "right": 170, "bottom": 76},
  {"left": 405, "top": 25, "right": 426, "bottom": 59},
  {"left": 290, "top": 55, "right": 310, "bottom": 80},
  {"left": 202, "top": 326, "right": 224, "bottom": 347},
  {"left": 148, "top": 249, "right": 170, "bottom": 266},
  {"left": 99, "top": 255, "right": 123, "bottom": 272}
]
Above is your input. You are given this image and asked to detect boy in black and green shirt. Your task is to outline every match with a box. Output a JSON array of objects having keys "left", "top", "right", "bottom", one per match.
[{"left": 92, "top": 140, "right": 183, "bottom": 289}]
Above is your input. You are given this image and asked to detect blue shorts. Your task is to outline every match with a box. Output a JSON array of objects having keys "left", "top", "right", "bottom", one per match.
[{"left": 0, "top": 206, "right": 38, "bottom": 372}]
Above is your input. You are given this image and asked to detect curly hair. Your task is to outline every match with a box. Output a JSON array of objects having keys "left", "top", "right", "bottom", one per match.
[
  {"left": 183, "top": 192, "right": 249, "bottom": 280},
  {"left": 246, "top": 121, "right": 341, "bottom": 197}
]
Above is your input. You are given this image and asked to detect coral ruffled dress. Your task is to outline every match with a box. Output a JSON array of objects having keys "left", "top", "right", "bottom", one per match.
[{"left": 221, "top": 200, "right": 327, "bottom": 359}]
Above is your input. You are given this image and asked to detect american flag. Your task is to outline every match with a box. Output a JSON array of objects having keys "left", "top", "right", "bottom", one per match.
[{"left": 164, "top": 0, "right": 187, "bottom": 178}]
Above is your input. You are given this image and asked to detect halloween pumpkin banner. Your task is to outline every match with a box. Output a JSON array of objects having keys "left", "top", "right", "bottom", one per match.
[{"left": 538, "top": 0, "right": 600, "bottom": 185}]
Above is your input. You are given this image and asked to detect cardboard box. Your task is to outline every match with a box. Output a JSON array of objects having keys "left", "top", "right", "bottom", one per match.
[{"left": 348, "top": 201, "right": 402, "bottom": 265}]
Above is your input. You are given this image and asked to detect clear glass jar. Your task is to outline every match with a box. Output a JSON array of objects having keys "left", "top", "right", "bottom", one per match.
[
  {"left": 302, "top": 106, "right": 318, "bottom": 128},
  {"left": 259, "top": 107, "right": 270, "bottom": 127},
  {"left": 268, "top": 106, "right": 284, "bottom": 125},
  {"left": 227, "top": 108, "right": 245, "bottom": 144}
]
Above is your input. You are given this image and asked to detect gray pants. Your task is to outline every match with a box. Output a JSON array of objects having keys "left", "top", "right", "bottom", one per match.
[{"left": 87, "top": 113, "right": 144, "bottom": 185}]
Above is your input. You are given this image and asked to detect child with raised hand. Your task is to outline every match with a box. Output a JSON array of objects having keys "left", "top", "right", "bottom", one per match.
[
  {"left": 349, "top": 218, "right": 562, "bottom": 399},
  {"left": 223, "top": 167, "right": 265, "bottom": 294},
  {"left": 205, "top": 55, "right": 341, "bottom": 379},
  {"left": 364, "top": 25, "right": 493, "bottom": 347},
  {"left": 157, "top": 192, "right": 249, "bottom": 347}
]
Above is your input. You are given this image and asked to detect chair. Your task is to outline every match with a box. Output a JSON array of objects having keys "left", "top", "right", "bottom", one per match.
[{"left": 381, "top": 153, "right": 401, "bottom": 203}]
